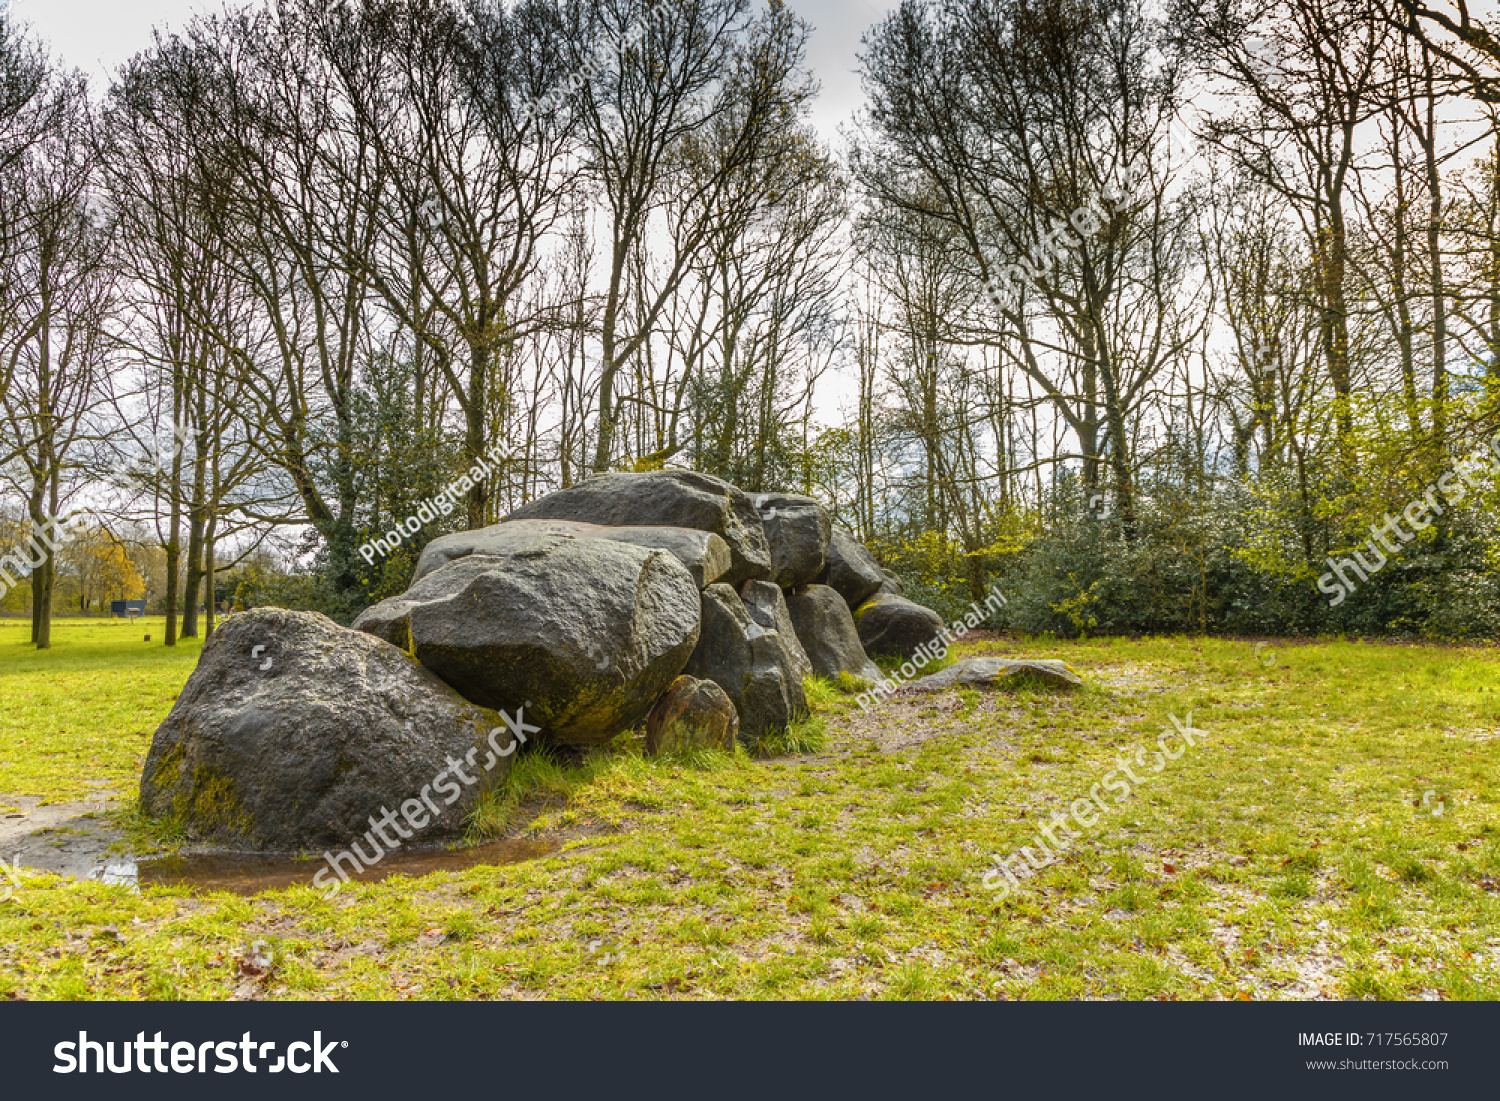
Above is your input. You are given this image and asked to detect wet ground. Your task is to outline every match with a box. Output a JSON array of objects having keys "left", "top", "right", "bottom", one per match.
[
  {"left": 0, "top": 793, "right": 561, "bottom": 896},
  {"left": 0, "top": 793, "right": 126, "bottom": 882}
]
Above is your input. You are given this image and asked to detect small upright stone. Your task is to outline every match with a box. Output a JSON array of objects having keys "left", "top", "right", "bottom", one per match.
[
  {"left": 740, "top": 579, "right": 813, "bottom": 683},
  {"left": 684, "top": 583, "right": 810, "bottom": 744},
  {"left": 784, "top": 583, "right": 882, "bottom": 682},
  {"left": 645, "top": 676, "right": 740, "bottom": 755}
]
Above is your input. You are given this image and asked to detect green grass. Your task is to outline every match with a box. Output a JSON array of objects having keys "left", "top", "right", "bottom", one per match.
[
  {"left": 0, "top": 616, "right": 202, "bottom": 808},
  {"left": 753, "top": 709, "right": 828, "bottom": 758},
  {"left": 1, "top": 624, "right": 1498, "bottom": 1000}
]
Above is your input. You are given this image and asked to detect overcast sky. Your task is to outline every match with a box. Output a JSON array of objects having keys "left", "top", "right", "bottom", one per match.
[{"left": 6, "top": 0, "right": 889, "bottom": 146}]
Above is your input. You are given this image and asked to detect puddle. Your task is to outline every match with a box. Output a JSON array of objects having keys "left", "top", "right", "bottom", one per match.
[
  {"left": 86, "top": 838, "right": 561, "bottom": 896},
  {"left": 3, "top": 791, "right": 575, "bottom": 895}
]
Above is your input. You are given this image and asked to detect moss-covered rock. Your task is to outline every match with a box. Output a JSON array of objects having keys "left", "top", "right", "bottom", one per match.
[
  {"left": 901, "top": 657, "right": 1084, "bottom": 691},
  {"left": 645, "top": 675, "right": 738, "bottom": 755},
  {"left": 853, "top": 592, "right": 946, "bottom": 662},
  {"left": 140, "top": 608, "right": 513, "bottom": 850}
]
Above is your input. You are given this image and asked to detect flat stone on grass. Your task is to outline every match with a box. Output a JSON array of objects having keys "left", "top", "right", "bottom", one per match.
[{"left": 900, "top": 657, "right": 1084, "bottom": 692}]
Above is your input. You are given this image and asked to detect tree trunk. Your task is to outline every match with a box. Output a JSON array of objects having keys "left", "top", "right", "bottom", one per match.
[{"left": 202, "top": 520, "right": 217, "bottom": 640}]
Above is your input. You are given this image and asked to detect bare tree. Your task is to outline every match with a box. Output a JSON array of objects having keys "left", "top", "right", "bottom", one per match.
[
  {"left": 575, "top": 0, "right": 817, "bottom": 472},
  {"left": 0, "top": 70, "right": 115, "bottom": 648},
  {"left": 1177, "top": 0, "right": 1395, "bottom": 448},
  {"left": 855, "top": 0, "right": 1202, "bottom": 538}
]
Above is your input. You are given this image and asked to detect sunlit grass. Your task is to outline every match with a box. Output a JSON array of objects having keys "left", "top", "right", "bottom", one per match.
[
  {"left": 0, "top": 624, "right": 1497, "bottom": 1000},
  {"left": 0, "top": 616, "right": 201, "bottom": 806}
]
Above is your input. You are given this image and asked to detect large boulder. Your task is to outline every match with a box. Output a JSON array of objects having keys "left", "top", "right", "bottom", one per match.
[
  {"left": 140, "top": 609, "right": 514, "bottom": 851},
  {"left": 877, "top": 567, "right": 905, "bottom": 596},
  {"left": 822, "top": 527, "right": 886, "bottom": 610},
  {"left": 740, "top": 579, "right": 812, "bottom": 684},
  {"left": 413, "top": 518, "right": 732, "bottom": 590},
  {"left": 753, "top": 492, "right": 831, "bottom": 589},
  {"left": 854, "top": 592, "right": 946, "bottom": 662},
  {"left": 506, "top": 471, "right": 771, "bottom": 585},
  {"left": 353, "top": 537, "right": 701, "bottom": 746},
  {"left": 902, "top": 657, "right": 1084, "bottom": 692},
  {"left": 645, "top": 675, "right": 739, "bottom": 755},
  {"left": 683, "top": 583, "right": 809, "bottom": 744},
  {"left": 785, "top": 584, "right": 882, "bottom": 683}
]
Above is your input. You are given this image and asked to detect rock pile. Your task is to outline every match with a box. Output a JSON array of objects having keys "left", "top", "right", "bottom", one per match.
[
  {"left": 141, "top": 470, "right": 958, "bottom": 848},
  {"left": 360, "top": 470, "right": 939, "bottom": 747}
]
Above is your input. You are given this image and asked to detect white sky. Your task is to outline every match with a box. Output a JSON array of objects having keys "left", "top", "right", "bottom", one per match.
[{"left": 5, "top": 0, "right": 891, "bottom": 146}]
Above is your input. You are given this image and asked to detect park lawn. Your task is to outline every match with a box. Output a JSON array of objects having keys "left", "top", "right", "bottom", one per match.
[
  {"left": 1, "top": 623, "right": 1499, "bottom": 1000},
  {"left": 0, "top": 617, "right": 202, "bottom": 810}
]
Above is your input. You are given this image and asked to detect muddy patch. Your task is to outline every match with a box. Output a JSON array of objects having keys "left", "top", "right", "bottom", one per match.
[
  {"left": 0, "top": 794, "right": 127, "bottom": 882},
  {"left": 1, "top": 791, "right": 584, "bottom": 896}
]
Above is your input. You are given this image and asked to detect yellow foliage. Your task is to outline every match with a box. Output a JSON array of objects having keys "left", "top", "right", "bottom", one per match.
[{"left": 58, "top": 524, "right": 146, "bottom": 610}]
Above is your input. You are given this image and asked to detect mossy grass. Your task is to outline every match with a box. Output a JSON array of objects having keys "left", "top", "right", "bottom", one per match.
[
  {"left": 871, "top": 645, "right": 959, "bottom": 682},
  {"left": 464, "top": 741, "right": 607, "bottom": 840},
  {"left": 803, "top": 675, "right": 853, "bottom": 713},
  {"left": 833, "top": 671, "right": 869, "bottom": 694}
]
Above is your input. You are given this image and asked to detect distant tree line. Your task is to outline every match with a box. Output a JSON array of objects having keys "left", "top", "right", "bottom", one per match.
[
  {"left": 845, "top": 0, "right": 1500, "bottom": 638},
  {"left": 1, "top": 0, "right": 1498, "bottom": 647}
]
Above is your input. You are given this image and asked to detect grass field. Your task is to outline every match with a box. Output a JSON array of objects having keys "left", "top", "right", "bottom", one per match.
[
  {"left": 1, "top": 618, "right": 1498, "bottom": 1000},
  {"left": 0, "top": 617, "right": 201, "bottom": 808}
]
